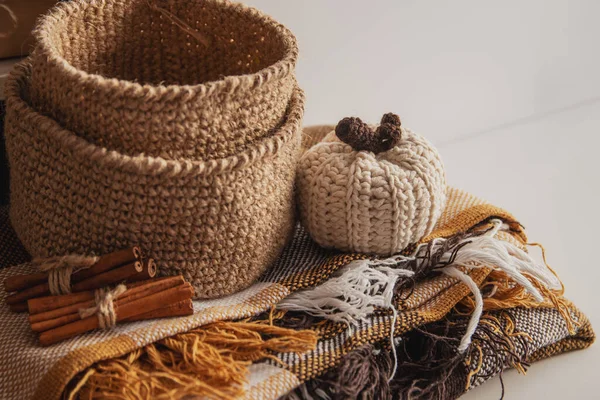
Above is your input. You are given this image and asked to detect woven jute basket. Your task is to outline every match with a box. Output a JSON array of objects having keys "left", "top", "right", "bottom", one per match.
[
  {"left": 5, "top": 62, "right": 304, "bottom": 298},
  {"left": 28, "top": 0, "right": 298, "bottom": 160}
]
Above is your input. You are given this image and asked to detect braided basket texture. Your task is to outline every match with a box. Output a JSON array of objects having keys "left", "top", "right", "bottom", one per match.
[
  {"left": 5, "top": 62, "right": 304, "bottom": 298},
  {"left": 28, "top": 0, "right": 298, "bottom": 160}
]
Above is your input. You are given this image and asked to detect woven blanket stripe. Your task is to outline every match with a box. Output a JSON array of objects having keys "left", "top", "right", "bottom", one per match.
[
  {"left": 273, "top": 269, "right": 490, "bottom": 382},
  {"left": 0, "top": 188, "right": 508, "bottom": 399},
  {"left": 529, "top": 316, "right": 595, "bottom": 363},
  {"left": 468, "top": 303, "right": 593, "bottom": 391},
  {"left": 267, "top": 189, "right": 526, "bottom": 382},
  {"left": 242, "top": 363, "right": 300, "bottom": 400},
  {"left": 0, "top": 262, "right": 291, "bottom": 400},
  {"left": 277, "top": 303, "right": 594, "bottom": 400}
]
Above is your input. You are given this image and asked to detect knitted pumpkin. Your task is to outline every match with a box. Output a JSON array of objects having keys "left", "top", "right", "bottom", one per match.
[{"left": 297, "top": 113, "right": 446, "bottom": 255}]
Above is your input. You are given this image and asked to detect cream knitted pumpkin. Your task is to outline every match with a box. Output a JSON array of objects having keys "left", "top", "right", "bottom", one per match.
[{"left": 297, "top": 113, "right": 446, "bottom": 255}]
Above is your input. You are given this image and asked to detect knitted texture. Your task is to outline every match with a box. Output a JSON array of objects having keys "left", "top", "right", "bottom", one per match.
[
  {"left": 4, "top": 62, "right": 304, "bottom": 299},
  {"left": 297, "top": 120, "right": 447, "bottom": 255},
  {"left": 0, "top": 189, "right": 593, "bottom": 399},
  {"left": 28, "top": 0, "right": 298, "bottom": 160}
]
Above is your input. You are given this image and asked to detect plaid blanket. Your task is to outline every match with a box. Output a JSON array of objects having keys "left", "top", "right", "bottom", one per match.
[
  {"left": 0, "top": 126, "right": 593, "bottom": 399},
  {"left": 281, "top": 302, "right": 593, "bottom": 400}
]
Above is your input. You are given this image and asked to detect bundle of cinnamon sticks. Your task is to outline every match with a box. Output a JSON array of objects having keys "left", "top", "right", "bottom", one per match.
[
  {"left": 4, "top": 247, "right": 156, "bottom": 312},
  {"left": 29, "top": 276, "right": 194, "bottom": 346}
]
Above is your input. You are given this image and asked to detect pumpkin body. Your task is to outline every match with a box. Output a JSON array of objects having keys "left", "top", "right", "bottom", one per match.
[{"left": 297, "top": 128, "right": 446, "bottom": 255}]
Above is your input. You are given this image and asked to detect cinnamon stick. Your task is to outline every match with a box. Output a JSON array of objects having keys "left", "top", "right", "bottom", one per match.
[
  {"left": 31, "top": 313, "right": 80, "bottom": 333},
  {"left": 28, "top": 291, "right": 95, "bottom": 315},
  {"left": 73, "top": 247, "right": 143, "bottom": 282},
  {"left": 9, "top": 303, "right": 28, "bottom": 313},
  {"left": 6, "top": 283, "right": 52, "bottom": 306},
  {"left": 33, "top": 297, "right": 193, "bottom": 333},
  {"left": 6, "top": 261, "right": 143, "bottom": 305},
  {"left": 27, "top": 276, "right": 174, "bottom": 315},
  {"left": 72, "top": 261, "right": 143, "bottom": 292},
  {"left": 29, "top": 276, "right": 185, "bottom": 324},
  {"left": 4, "top": 271, "right": 46, "bottom": 294},
  {"left": 124, "top": 299, "right": 193, "bottom": 321},
  {"left": 4, "top": 247, "right": 141, "bottom": 293},
  {"left": 126, "top": 259, "right": 157, "bottom": 283},
  {"left": 39, "top": 283, "right": 194, "bottom": 346}
]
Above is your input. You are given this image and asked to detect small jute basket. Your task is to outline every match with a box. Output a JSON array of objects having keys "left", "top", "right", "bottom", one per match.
[
  {"left": 5, "top": 62, "right": 304, "bottom": 298},
  {"left": 28, "top": 0, "right": 298, "bottom": 160}
]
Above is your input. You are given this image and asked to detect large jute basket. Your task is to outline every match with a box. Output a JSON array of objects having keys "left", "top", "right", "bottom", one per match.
[
  {"left": 5, "top": 62, "right": 304, "bottom": 299},
  {"left": 28, "top": 0, "right": 298, "bottom": 160}
]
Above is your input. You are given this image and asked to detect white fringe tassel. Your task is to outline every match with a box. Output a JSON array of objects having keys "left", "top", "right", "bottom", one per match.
[
  {"left": 32, "top": 254, "right": 100, "bottom": 295},
  {"left": 442, "top": 266, "right": 483, "bottom": 352},
  {"left": 278, "top": 260, "right": 414, "bottom": 326},
  {"left": 278, "top": 218, "right": 559, "bottom": 370},
  {"left": 278, "top": 259, "right": 413, "bottom": 381},
  {"left": 421, "top": 218, "right": 561, "bottom": 353},
  {"left": 438, "top": 220, "right": 561, "bottom": 298}
]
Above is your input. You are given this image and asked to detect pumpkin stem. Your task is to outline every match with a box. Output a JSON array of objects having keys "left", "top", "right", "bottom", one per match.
[{"left": 335, "top": 113, "right": 402, "bottom": 154}]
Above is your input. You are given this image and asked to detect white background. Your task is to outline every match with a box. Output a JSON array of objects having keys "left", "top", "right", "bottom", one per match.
[
  {"left": 243, "top": 1, "right": 599, "bottom": 398},
  {"left": 0, "top": 1, "right": 597, "bottom": 397}
]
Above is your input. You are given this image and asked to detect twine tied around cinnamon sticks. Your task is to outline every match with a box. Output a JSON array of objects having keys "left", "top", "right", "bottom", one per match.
[
  {"left": 4, "top": 246, "right": 153, "bottom": 313},
  {"left": 79, "top": 284, "right": 127, "bottom": 329},
  {"left": 5, "top": 248, "right": 196, "bottom": 345},
  {"left": 28, "top": 276, "right": 194, "bottom": 346},
  {"left": 34, "top": 255, "right": 100, "bottom": 295}
]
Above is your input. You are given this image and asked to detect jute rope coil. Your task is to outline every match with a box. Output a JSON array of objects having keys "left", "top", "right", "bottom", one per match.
[
  {"left": 79, "top": 284, "right": 127, "bottom": 329},
  {"left": 5, "top": 62, "right": 304, "bottom": 299},
  {"left": 28, "top": 0, "right": 298, "bottom": 161}
]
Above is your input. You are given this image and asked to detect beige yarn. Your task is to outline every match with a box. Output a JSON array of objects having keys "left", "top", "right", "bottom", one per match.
[
  {"left": 79, "top": 284, "right": 128, "bottom": 329},
  {"left": 28, "top": 0, "right": 298, "bottom": 161},
  {"left": 5, "top": 62, "right": 303, "bottom": 299},
  {"left": 34, "top": 254, "right": 100, "bottom": 295},
  {"left": 297, "top": 125, "right": 447, "bottom": 256}
]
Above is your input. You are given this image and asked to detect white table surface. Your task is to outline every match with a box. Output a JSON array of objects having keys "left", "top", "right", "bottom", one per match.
[{"left": 243, "top": 1, "right": 599, "bottom": 398}]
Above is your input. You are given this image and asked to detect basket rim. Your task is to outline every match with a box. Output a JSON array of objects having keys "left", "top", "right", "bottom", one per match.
[
  {"left": 32, "top": 0, "right": 298, "bottom": 102},
  {"left": 5, "top": 61, "right": 304, "bottom": 178}
]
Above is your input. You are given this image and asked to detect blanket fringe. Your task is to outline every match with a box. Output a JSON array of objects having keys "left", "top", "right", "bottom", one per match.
[
  {"left": 395, "top": 311, "right": 530, "bottom": 398},
  {"left": 429, "top": 219, "right": 561, "bottom": 350},
  {"left": 458, "top": 245, "right": 577, "bottom": 334},
  {"left": 281, "top": 312, "right": 528, "bottom": 400},
  {"left": 68, "top": 321, "right": 318, "bottom": 400},
  {"left": 278, "top": 219, "right": 560, "bottom": 355},
  {"left": 277, "top": 261, "right": 414, "bottom": 326},
  {"left": 277, "top": 260, "right": 413, "bottom": 381},
  {"left": 435, "top": 220, "right": 561, "bottom": 302},
  {"left": 282, "top": 343, "right": 393, "bottom": 400}
]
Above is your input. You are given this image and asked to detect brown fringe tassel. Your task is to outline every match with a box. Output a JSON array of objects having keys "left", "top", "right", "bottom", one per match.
[
  {"left": 395, "top": 228, "right": 489, "bottom": 298},
  {"left": 281, "top": 344, "right": 393, "bottom": 400},
  {"left": 68, "top": 321, "right": 318, "bottom": 400},
  {"left": 283, "top": 312, "right": 528, "bottom": 400},
  {"left": 392, "top": 311, "right": 529, "bottom": 399}
]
